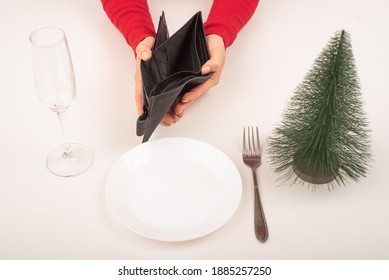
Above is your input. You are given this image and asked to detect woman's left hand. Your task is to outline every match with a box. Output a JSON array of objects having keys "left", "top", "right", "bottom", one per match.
[{"left": 167, "top": 34, "right": 226, "bottom": 124}]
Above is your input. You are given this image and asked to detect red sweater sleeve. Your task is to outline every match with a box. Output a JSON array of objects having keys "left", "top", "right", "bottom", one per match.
[
  {"left": 101, "top": 0, "right": 156, "bottom": 52},
  {"left": 101, "top": 0, "right": 259, "bottom": 52},
  {"left": 204, "top": 0, "right": 260, "bottom": 48}
]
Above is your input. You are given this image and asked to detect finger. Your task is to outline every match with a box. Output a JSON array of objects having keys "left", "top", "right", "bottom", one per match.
[
  {"left": 174, "top": 75, "right": 220, "bottom": 116},
  {"left": 180, "top": 77, "right": 217, "bottom": 104},
  {"left": 174, "top": 100, "right": 191, "bottom": 116},
  {"left": 135, "top": 37, "right": 154, "bottom": 61},
  {"left": 201, "top": 65, "right": 212, "bottom": 75},
  {"left": 140, "top": 49, "right": 152, "bottom": 61},
  {"left": 162, "top": 113, "right": 176, "bottom": 125},
  {"left": 134, "top": 60, "right": 144, "bottom": 115},
  {"left": 201, "top": 53, "right": 225, "bottom": 75},
  {"left": 135, "top": 84, "right": 143, "bottom": 116},
  {"left": 136, "top": 47, "right": 152, "bottom": 62},
  {"left": 201, "top": 55, "right": 224, "bottom": 75}
]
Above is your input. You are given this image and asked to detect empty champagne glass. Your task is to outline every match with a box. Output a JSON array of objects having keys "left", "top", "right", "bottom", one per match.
[{"left": 30, "top": 27, "right": 92, "bottom": 177}]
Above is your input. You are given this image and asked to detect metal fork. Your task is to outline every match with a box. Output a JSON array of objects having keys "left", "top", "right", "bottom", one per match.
[{"left": 243, "top": 126, "right": 268, "bottom": 242}]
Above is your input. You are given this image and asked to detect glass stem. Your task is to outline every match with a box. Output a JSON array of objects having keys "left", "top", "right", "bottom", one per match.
[{"left": 57, "top": 112, "right": 73, "bottom": 159}]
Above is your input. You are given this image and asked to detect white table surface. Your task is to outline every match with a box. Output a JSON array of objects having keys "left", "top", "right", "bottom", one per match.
[{"left": 1, "top": 0, "right": 388, "bottom": 260}]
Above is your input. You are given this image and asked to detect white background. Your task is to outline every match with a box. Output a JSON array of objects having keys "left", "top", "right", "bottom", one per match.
[{"left": 1, "top": 0, "right": 388, "bottom": 260}]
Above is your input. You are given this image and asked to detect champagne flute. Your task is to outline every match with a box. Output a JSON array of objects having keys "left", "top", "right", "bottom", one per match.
[{"left": 30, "top": 27, "right": 92, "bottom": 177}]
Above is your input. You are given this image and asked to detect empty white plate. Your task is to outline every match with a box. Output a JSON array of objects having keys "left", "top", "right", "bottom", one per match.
[{"left": 106, "top": 137, "right": 242, "bottom": 241}]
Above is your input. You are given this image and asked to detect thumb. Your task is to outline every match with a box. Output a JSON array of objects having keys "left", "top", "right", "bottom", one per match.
[
  {"left": 135, "top": 37, "right": 155, "bottom": 61},
  {"left": 140, "top": 49, "right": 152, "bottom": 61},
  {"left": 200, "top": 53, "right": 224, "bottom": 75},
  {"left": 201, "top": 64, "right": 212, "bottom": 75}
]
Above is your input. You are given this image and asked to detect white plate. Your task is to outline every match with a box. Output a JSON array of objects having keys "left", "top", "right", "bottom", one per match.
[{"left": 106, "top": 137, "right": 242, "bottom": 241}]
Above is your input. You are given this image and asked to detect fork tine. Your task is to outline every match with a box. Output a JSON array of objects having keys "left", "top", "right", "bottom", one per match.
[
  {"left": 256, "top": 126, "right": 260, "bottom": 155},
  {"left": 248, "top": 127, "right": 252, "bottom": 155},
  {"left": 243, "top": 127, "right": 246, "bottom": 155}
]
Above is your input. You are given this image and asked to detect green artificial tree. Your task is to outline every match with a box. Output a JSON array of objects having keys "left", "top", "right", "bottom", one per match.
[{"left": 267, "top": 30, "right": 372, "bottom": 190}]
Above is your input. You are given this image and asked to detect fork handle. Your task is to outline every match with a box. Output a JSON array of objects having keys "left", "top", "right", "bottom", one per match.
[{"left": 252, "top": 169, "right": 268, "bottom": 242}]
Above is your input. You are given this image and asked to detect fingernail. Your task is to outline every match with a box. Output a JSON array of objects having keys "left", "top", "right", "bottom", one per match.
[
  {"left": 141, "top": 51, "right": 150, "bottom": 61},
  {"left": 201, "top": 66, "right": 211, "bottom": 74},
  {"left": 181, "top": 99, "right": 190, "bottom": 103}
]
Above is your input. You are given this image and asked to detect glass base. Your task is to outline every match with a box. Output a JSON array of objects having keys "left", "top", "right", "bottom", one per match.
[{"left": 46, "top": 143, "right": 93, "bottom": 177}]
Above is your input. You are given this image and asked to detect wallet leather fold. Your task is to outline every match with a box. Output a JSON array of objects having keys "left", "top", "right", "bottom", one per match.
[{"left": 137, "top": 11, "right": 212, "bottom": 142}]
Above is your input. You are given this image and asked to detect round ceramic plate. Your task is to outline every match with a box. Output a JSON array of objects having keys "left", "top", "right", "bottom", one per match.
[{"left": 106, "top": 137, "right": 242, "bottom": 241}]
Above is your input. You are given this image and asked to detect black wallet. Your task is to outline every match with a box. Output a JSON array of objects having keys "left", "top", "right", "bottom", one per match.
[{"left": 136, "top": 11, "right": 212, "bottom": 142}]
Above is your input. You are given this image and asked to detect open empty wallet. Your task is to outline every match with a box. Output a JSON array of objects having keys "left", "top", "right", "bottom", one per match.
[{"left": 137, "top": 11, "right": 212, "bottom": 142}]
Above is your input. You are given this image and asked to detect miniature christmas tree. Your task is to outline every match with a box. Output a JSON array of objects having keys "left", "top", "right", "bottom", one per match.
[{"left": 267, "top": 30, "right": 372, "bottom": 190}]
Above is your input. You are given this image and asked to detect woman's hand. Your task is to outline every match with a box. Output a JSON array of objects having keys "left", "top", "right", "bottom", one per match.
[{"left": 171, "top": 34, "right": 226, "bottom": 122}]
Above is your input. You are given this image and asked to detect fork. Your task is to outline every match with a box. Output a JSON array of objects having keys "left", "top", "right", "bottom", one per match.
[{"left": 243, "top": 126, "right": 269, "bottom": 242}]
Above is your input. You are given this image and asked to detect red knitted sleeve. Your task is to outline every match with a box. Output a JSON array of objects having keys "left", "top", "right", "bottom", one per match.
[
  {"left": 101, "top": 0, "right": 156, "bottom": 53},
  {"left": 204, "top": 0, "right": 260, "bottom": 48},
  {"left": 101, "top": 0, "right": 259, "bottom": 52}
]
